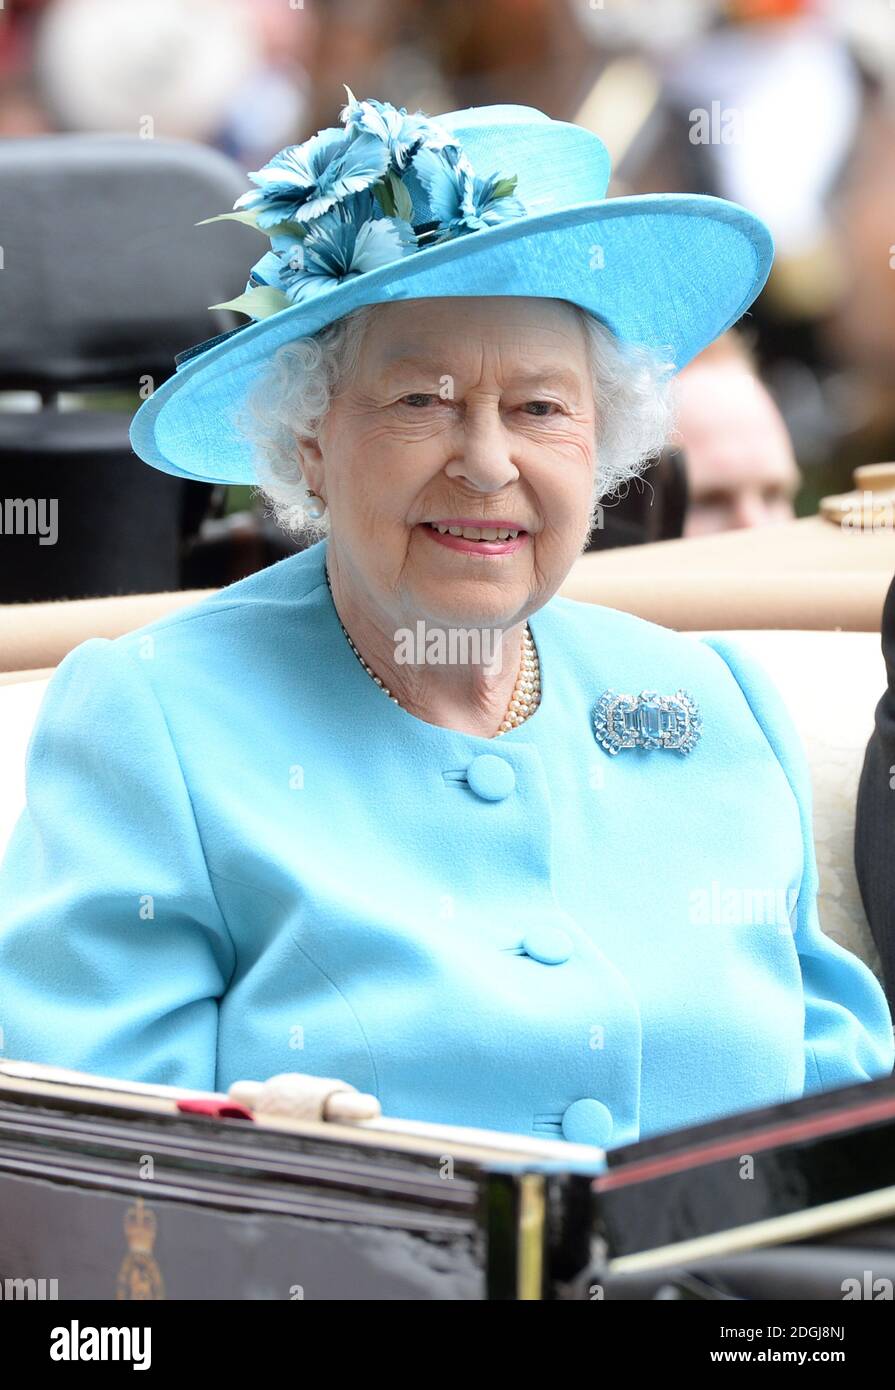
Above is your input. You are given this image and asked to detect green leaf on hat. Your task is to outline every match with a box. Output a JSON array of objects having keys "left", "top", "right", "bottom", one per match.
[
  {"left": 374, "top": 177, "right": 396, "bottom": 218},
  {"left": 196, "top": 210, "right": 264, "bottom": 230},
  {"left": 196, "top": 210, "right": 308, "bottom": 241},
  {"left": 374, "top": 171, "right": 415, "bottom": 223},
  {"left": 207, "top": 286, "right": 291, "bottom": 319},
  {"left": 491, "top": 176, "right": 519, "bottom": 201},
  {"left": 390, "top": 171, "right": 414, "bottom": 222}
]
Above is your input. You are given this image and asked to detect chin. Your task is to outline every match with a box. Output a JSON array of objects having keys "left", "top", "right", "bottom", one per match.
[{"left": 409, "top": 578, "right": 529, "bottom": 631}]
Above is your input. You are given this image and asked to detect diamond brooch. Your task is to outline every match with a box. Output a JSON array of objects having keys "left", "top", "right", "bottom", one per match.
[{"left": 592, "top": 689, "right": 702, "bottom": 756}]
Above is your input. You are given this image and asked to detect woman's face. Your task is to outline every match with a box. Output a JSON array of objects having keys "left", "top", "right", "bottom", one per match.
[{"left": 303, "top": 296, "right": 597, "bottom": 628}]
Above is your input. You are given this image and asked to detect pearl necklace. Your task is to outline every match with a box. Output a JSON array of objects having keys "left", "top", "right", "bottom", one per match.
[{"left": 324, "top": 567, "right": 541, "bottom": 735}]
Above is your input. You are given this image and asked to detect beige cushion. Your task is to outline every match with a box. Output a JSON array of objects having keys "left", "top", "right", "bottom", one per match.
[
  {"left": 561, "top": 516, "right": 895, "bottom": 632},
  {"left": 0, "top": 632, "right": 885, "bottom": 981},
  {"left": 0, "top": 590, "right": 210, "bottom": 675},
  {"left": 0, "top": 677, "right": 49, "bottom": 856},
  {"left": 688, "top": 630, "right": 883, "bottom": 978}
]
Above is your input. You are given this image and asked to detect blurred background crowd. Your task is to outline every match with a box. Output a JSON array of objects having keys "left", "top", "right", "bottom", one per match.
[{"left": 1, "top": 0, "right": 895, "bottom": 599}]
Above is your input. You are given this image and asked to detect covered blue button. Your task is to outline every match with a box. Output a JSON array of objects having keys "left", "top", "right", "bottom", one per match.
[
  {"left": 466, "top": 753, "right": 515, "bottom": 802},
  {"left": 520, "top": 926, "right": 572, "bottom": 965},
  {"left": 561, "top": 1098, "right": 613, "bottom": 1147}
]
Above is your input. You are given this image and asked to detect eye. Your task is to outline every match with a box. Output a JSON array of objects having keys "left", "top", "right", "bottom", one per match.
[
  {"left": 522, "top": 400, "right": 560, "bottom": 417},
  {"left": 399, "top": 392, "right": 438, "bottom": 408}
]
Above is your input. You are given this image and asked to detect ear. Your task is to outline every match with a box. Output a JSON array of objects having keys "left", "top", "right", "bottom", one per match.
[{"left": 296, "top": 433, "right": 324, "bottom": 493}]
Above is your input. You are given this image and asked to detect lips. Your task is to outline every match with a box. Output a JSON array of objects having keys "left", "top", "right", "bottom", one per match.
[
  {"left": 420, "top": 520, "right": 529, "bottom": 556},
  {"left": 429, "top": 522, "right": 522, "bottom": 541}
]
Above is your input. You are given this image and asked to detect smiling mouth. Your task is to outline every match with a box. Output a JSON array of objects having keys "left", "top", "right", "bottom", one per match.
[
  {"left": 426, "top": 522, "right": 525, "bottom": 541},
  {"left": 419, "top": 521, "right": 530, "bottom": 555}
]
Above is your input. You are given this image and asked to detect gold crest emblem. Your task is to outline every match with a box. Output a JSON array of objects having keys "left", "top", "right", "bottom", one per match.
[{"left": 116, "top": 1197, "right": 165, "bottom": 1300}]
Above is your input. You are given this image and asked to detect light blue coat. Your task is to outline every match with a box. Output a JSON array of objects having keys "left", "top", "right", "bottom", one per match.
[{"left": 0, "top": 540, "right": 891, "bottom": 1151}]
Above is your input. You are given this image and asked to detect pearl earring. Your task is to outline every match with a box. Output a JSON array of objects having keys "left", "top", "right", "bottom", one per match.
[{"left": 305, "top": 491, "right": 327, "bottom": 521}]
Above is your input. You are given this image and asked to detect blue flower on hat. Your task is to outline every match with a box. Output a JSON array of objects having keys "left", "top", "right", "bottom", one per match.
[
  {"left": 205, "top": 87, "right": 526, "bottom": 322},
  {"left": 275, "top": 192, "right": 417, "bottom": 306},
  {"left": 340, "top": 88, "right": 459, "bottom": 172},
  {"left": 234, "top": 125, "right": 390, "bottom": 229},
  {"left": 411, "top": 145, "right": 525, "bottom": 241}
]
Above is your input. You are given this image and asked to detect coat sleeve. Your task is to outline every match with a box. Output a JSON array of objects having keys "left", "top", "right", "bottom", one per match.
[
  {"left": 701, "top": 635, "right": 894, "bottom": 1094},
  {"left": 855, "top": 572, "right": 895, "bottom": 1012},
  {"left": 0, "top": 637, "right": 235, "bottom": 1090}
]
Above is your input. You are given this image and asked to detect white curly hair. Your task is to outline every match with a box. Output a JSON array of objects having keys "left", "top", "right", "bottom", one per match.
[{"left": 235, "top": 300, "right": 677, "bottom": 540}]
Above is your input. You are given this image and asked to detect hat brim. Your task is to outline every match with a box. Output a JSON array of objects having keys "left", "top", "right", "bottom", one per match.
[{"left": 129, "top": 192, "right": 774, "bottom": 485}]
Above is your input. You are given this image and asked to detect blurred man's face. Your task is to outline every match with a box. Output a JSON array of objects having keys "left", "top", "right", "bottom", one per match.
[{"left": 675, "top": 363, "right": 800, "bottom": 537}]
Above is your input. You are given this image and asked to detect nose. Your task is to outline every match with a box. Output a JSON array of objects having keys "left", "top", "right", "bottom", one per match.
[{"left": 444, "top": 402, "right": 520, "bottom": 493}]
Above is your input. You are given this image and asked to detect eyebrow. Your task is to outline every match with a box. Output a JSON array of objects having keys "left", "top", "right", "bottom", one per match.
[{"left": 378, "top": 353, "right": 585, "bottom": 393}]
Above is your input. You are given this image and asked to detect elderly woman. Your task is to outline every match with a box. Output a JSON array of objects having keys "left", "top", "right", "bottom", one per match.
[{"left": 0, "top": 97, "right": 891, "bottom": 1152}]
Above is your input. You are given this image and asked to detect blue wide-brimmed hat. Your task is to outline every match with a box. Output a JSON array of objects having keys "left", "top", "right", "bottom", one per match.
[{"left": 129, "top": 92, "right": 774, "bottom": 486}]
